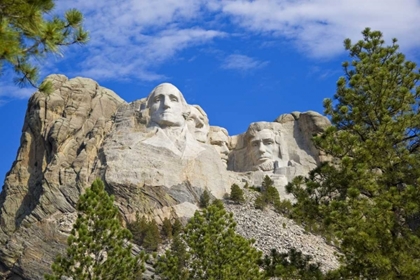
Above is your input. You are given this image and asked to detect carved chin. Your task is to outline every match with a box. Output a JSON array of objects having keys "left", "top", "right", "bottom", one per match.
[
  {"left": 155, "top": 117, "right": 184, "bottom": 127},
  {"left": 195, "top": 131, "right": 208, "bottom": 143},
  {"left": 221, "top": 157, "right": 228, "bottom": 166},
  {"left": 257, "top": 161, "right": 274, "bottom": 171}
]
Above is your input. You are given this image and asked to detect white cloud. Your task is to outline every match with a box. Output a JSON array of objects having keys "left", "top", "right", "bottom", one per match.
[
  {"left": 216, "top": 0, "right": 420, "bottom": 58},
  {"left": 43, "top": 0, "right": 420, "bottom": 85},
  {"left": 0, "top": 69, "right": 38, "bottom": 101},
  {"left": 0, "top": 80, "right": 35, "bottom": 102},
  {"left": 222, "top": 54, "right": 268, "bottom": 71},
  {"left": 51, "top": 1, "right": 224, "bottom": 82},
  {"left": 74, "top": 28, "right": 225, "bottom": 81}
]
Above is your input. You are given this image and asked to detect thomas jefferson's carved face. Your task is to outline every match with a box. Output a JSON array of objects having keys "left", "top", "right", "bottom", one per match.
[
  {"left": 148, "top": 84, "right": 185, "bottom": 127},
  {"left": 187, "top": 106, "right": 209, "bottom": 143},
  {"left": 248, "top": 129, "right": 279, "bottom": 170}
]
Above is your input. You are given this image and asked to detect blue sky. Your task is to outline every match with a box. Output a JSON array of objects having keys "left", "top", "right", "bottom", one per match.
[{"left": 1, "top": 0, "right": 420, "bottom": 186}]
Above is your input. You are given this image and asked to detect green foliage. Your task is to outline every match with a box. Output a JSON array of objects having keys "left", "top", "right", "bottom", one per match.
[
  {"left": 287, "top": 28, "right": 420, "bottom": 278},
  {"left": 157, "top": 234, "right": 189, "bottom": 280},
  {"left": 172, "top": 218, "right": 183, "bottom": 237},
  {"left": 274, "top": 199, "right": 293, "bottom": 215},
  {"left": 255, "top": 176, "right": 282, "bottom": 211},
  {"left": 248, "top": 185, "right": 261, "bottom": 192},
  {"left": 156, "top": 201, "right": 265, "bottom": 280},
  {"left": 199, "top": 189, "right": 211, "bottom": 208},
  {"left": 0, "top": 0, "right": 88, "bottom": 93},
  {"left": 127, "top": 214, "right": 162, "bottom": 251},
  {"left": 45, "top": 179, "right": 145, "bottom": 280},
  {"left": 259, "top": 248, "right": 326, "bottom": 279},
  {"left": 162, "top": 217, "right": 173, "bottom": 240},
  {"left": 128, "top": 213, "right": 148, "bottom": 246},
  {"left": 261, "top": 175, "right": 274, "bottom": 190},
  {"left": 143, "top": 219, "right": 161, "bottom": 252},
  {"left": 229, "top": 183, "right": 245, "bottom": 204},
  {"left": 254, "top": 195, "right": 267, "bottom": 210}
]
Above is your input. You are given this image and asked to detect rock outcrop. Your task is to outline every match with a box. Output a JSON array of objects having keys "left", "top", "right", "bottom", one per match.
[{"left": 0, "top": 76, "right": 331, "bottom": 279}]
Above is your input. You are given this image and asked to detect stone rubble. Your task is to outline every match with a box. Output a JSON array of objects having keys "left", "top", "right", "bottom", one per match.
[{"left": 224, "top": 189, "right": 340, "bottom": 272}]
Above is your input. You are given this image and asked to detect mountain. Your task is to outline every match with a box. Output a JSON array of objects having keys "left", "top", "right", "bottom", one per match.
[{"left": 0, "top": 75, "right": 334, "bottom": 279}]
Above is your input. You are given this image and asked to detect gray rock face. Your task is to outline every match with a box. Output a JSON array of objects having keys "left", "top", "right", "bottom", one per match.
[
  {"left": 0, "top": 77, "right": 331, "bottom": 279},
  {"left": 0, "top": 75, "right": 125, "bottom": 279}
]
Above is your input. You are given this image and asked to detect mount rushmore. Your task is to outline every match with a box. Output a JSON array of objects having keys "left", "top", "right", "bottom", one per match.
[{"left": 0, "top": 75, "right": 331, "bottom": 279}]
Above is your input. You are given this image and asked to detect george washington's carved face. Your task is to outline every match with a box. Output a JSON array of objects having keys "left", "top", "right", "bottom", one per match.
[{"left": 147, "top": 83, "right": 187, "bottom": 128}]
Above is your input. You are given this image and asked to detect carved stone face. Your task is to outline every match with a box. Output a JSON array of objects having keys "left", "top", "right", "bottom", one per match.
[
  {"left": 209, "top": 128, "right": 230, "bottom": 166},
  {"left": 248, "top": 129, "right": 280, "bottom": 171},
  {"left": 187, "top": 105, "right": 209, "bottom": 143},
  {"left": 148, "top": 84, "right": 185, "bottom": 128}
]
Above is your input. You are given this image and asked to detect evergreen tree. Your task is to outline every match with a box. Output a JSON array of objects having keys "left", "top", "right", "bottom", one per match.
[
  {"left": 143, "top": 219, "right": 162, "bottom": 251},
  {"left": 45, "top": 179, "right": 145, "bottom": 280},
  {"left": 157, "top": 234, "right": 190, "bottom": 280},
  {"left": 260, "top": 248, "right": 325, "bottom": 280},
  {"left": 255, "top": 176, "right": 281, "bottom": 210},
  {"left": 199, "top": 189, "right": 211, "bottom": 208},
  {"left": 162, "top": 217, "right": 173, "bottom": 240},
  {"left": 156, "top": 201, "right": 265, "bottom": 280},
  {"left": 1, "top": 0, "right": 88, "bottom": 92},
  {"left": 230, "top": 183, "right": 245, "bottom": 204},
  {"left": 287, "top": 28, "right": 420, "bottom": 278},
  {"left": 127, "top": 212, "right": 148, "bottom": 246},
  {"left": 172, "top": 217, "right": 183, "bottom": 237}
]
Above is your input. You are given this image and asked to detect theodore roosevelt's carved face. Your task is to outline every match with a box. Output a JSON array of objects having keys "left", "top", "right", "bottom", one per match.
[
  {"left": 248, "top": 129, "right": 280, "bottom": 171},
  {"left": 147, "top": 83, "right": 187, "bottom": 128}
]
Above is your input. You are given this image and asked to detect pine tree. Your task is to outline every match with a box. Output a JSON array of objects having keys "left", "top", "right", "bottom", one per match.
[
  {"left": 127, "top": 212, "right": 148, "bottom": 246},
  {"left": 1, "top": 0, "right": 88, "bottom": 92},
  {"left": 255, "top": 176, "right": 281, "bottom": 210},
  {"left": 143, "top": 219, "right": 162, "bottom": 251},
  {"left": 45, "top": 179, "right": 146, "bottom": 280},
  {"left": 287, "top": 28, "right": 420, "bottom": 278},
  {"left": 230, "top": 183, "right": 245, "bottom": 204},
  {"left": 156, "top": 201, "right": 265, "bottom": 280},
  {"left": 172, "top": 218, "right": 183, "bottom": 237},
  {"left": 199, "top": 189, "right": 211, "bottom": 208},
  {"left": 260, "top": 248, "right": 325, "bottom": 279},
  {"left": 162, "top": 217, "right": 173, "bottom": 240},
  {"left": 156, "top": 234, "right": 190, "bottom": 280}
]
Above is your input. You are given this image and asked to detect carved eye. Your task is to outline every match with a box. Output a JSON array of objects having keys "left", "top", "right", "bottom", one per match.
[
  {"left": 170, "top": 96, "right": 179, "bottom": 102},
  {"left": 153, "top": 96, "right": 161, "bottom": 103},
  {"left": 252, "top": 141, "right": 260, "bottom": 147},
  {"left": 264, "top": 139, "right": 274, "bottom": 145}
]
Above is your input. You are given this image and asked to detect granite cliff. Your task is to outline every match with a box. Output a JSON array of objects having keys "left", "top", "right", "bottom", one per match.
[{"left": 0, "top": 75, "right": 334, "bottom": 279}]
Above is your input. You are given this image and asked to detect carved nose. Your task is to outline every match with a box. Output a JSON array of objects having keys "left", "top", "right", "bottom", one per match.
[
  {"left": 221, "top": 144, "right": 229, "bottom": 154},
  {"left": 163, "top": 99, "right": 171, "bottom": 108}
]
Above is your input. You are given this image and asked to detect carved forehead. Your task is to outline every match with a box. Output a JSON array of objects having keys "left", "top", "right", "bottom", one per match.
[
  {"left": 210, "top": 130, "right": 229, "bottom": 142},
  {"left": 250, "top": 129, "right": 275, "bottom": 141},
  {"left": 189, "top": 105, "right": 208, "bottom": 122},
  {"left": 245, "top": 122, "right": 280, "bottom": 144},
  {"left": 210, "top": 126, "right": 228, "bottom": 139},
  {"left": 146, "top": 83, "right": 187, "bottom": 107},
  {"left": 154, "top": 83, "right": 180, "bottom": 96}
]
